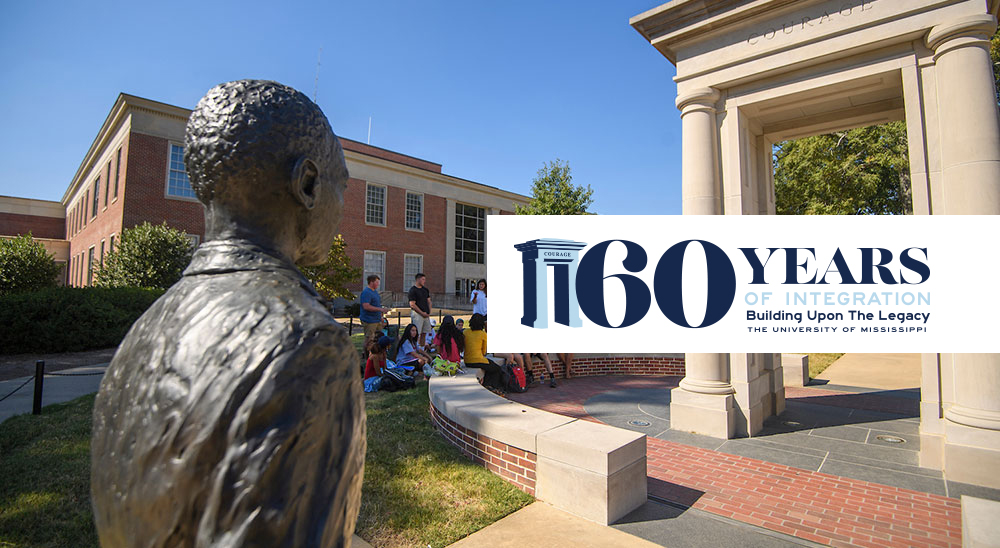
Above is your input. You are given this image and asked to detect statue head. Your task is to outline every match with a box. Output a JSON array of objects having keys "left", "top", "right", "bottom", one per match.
[{"left": 184, "top": 80, "right": 347, "bottom": 265}]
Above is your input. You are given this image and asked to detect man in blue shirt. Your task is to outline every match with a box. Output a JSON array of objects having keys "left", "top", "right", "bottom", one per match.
[{"left": 360, "top": 274, "right": 390, "bottom": 351}]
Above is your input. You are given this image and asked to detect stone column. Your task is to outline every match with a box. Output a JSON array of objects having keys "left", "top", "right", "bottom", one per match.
[
  {"left": 672, "top": 87, "right": 735, "bottom": 438},
  {"left": 927, "top": 14, "right": 1000, "bottom": 214},
  {"left": 677, "top": 88, "right": 722, "bottom": 215},
  {"left": 671, "top": 353, "right": 736, "bottom": 439},
  {"left": 940, "top": 354, "right": 1000, "bottom": 488}
]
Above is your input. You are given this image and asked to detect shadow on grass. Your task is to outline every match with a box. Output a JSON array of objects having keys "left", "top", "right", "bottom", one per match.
[
  {"left": 357, "top": 384, "right": 532, "bottom": 547},
  {"left": 0, "top": 394, "right": 99, "bottom": 548}
]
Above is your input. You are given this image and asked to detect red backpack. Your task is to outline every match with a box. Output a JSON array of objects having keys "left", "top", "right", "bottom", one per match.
[{"left": 505, "top": 362, "right": 528, "bottom": 393}]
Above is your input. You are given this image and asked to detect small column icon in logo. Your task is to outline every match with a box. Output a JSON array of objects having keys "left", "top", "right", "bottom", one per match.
[{"left": 514, "top": 239, "right": 587, "bottom": 328}]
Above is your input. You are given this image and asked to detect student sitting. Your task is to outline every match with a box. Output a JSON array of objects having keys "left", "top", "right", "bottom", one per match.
[
  {"left": 396, "top": 323, "right": 432, "bottom": 372},
  {"left": 463, "top": 314, "right": 504, "bottom": 391},
  {"left": 433, "top": 315, "right": 464, "bottom": 363},
  {"left": 364, "top": 336, "right": 393, "bottom": 392}
]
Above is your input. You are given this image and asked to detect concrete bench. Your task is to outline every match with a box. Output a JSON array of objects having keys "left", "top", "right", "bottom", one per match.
[
  {"left": 962, "top": 495, "right": 1000, "bottom": 548},
  {"left": 428, "top": 374, "right": 647, "bottom": 525},
  {"left": 781, "top": 353, "right": 809, "bottom": 386}
]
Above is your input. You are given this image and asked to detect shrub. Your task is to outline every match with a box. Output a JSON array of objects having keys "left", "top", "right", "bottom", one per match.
[
  {"left": 0, "top": 234, "right": 63, "bottom": 296},
  {"left": 0, "top": 286, "right": 163, "bottom": 354},
  {"left": 94, "top": 222, "right": 192, "bottom": 290}
]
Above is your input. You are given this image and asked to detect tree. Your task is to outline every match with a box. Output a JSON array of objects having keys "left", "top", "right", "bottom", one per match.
[
  {"left": 95, "top": 222, "right": 193, "bottom": 290},
  {"left": 515, "top": 159, "right": 594, "bottom": 215},
  {"left": 774, "top": 121, "right": 911, "bottom": 215},
  {"left": 992, "top": 25, "right": 999, "bottom": 104},
  {"left": 775, "top": 27, "right": 999, "bottom": 216},
  {"left": 299, "top": 235, "right": 362, "bottom": 300},
  {"left": 0, "top": 233, "right": 63, "bottom": 295}
]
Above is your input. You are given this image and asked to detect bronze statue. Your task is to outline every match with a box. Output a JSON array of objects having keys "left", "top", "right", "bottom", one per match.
[{"left": 91, "top": 80, "right": 365, "bottom": 548}]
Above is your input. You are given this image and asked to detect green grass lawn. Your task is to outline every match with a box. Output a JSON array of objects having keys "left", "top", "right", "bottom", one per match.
[
  {"left": 804, "top": 353, "right": 844, "bottom": 378},
  {"left": 0, "top": 384, "right": 532, "bottom": 548}
]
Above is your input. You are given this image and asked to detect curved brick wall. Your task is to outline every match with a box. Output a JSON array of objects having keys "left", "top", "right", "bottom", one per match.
[
  {"left": 429, "top": 402, "right": 537, "bottom": 496},
  {"left": 532, "top": 353, "right": 685, "bottom": 378}
]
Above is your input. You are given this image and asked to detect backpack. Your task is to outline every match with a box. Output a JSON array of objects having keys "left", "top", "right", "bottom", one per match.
[
  {"left": 504, "top": 362, "right": 528, "bottom": 393},
  {"left": 380, "top": 368, "right": 416, "bottom": 392}
]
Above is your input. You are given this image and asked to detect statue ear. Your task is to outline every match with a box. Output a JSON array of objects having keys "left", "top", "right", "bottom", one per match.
[{"left": 291, "top": 157, "right": 319, "bottom": 210}]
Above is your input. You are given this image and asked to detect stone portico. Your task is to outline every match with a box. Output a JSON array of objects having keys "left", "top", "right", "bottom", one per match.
[{"left": 631, "top": 0, "right": 1000, "bottom": 488}]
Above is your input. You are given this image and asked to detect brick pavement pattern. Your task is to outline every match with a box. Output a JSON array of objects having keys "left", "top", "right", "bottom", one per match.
[{"left": 508, "top": 376, "right": 962, "bottom": 547}]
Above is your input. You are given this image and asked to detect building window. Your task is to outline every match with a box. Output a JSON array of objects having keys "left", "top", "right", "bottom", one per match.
[
  {"left": 455, "top": 278, "right": 477, "bottom": 297},
  {"left": 455, "top": 203, "right": 485, "bottom": 264},
  {"left": 100, "top": 240, "right": 105, "bottom": 267},
  {"left": 92, "top": 178, "right": 100, "bottom": 218},
  {"left": 109, "top": 234, "right": 115, "bottom": 252},
  {"left": 363, "top": 251, "right": 385, "bottom": 288},
  {"left": 87, "top": 247, "right": 95, "bottom": 286},
  {"left": 114, "top": 146, "right": 121, "bottom": 199},
  {"left": 403, "top": 254, "right": 423, "bottom": 291},
  {"left": 365, "top": 184, "right": 386, "bottom": 226},
  {"left": 405, "top": 192, "right": 423, "bottom": 231},
  {"left": 83, "top": 193, "right": 89, "bottom": 226},
  {"left": 167, "top": 144, "right": 196, "bottom": 198},
  {"left": 104, "top": 162, "right": 111, "bottom": 207}
]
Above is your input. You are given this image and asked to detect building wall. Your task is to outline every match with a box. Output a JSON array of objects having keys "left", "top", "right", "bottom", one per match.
[
  {"left": 0, "top": 212, "right": 64, "bottom": 239},
  {"left": 0, "top": 196, "right": 66, "bottom": 239},
  {"left": 339, "top": 177, "right": 448, "bottom": 295},
  {"left": 50, "top": 93, "right": 529, "bottom": 291},
  {"left": 121, "top": 132, "right": 204, "bottom": 237}
]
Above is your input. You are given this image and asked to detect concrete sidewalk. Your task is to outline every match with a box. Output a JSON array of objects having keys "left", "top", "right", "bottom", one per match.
[
  {"left": 446, "top": 502, "right": 664, "bottom": 548},
  {"left": 814, "top": 353, "right": 920, "bottom": 390},
  {"left": 0, "top": 364, "right": 107, "bottom": 423}
]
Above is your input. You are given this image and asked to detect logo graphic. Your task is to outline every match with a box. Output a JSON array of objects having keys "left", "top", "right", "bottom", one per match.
[{"left": 514, "top": 239, "right": 587, "bottom": 328}]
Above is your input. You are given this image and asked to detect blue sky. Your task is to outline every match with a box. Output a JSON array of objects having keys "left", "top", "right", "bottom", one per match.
[{"left": 0, "top": 1, "right": 681, "bottom": 214}]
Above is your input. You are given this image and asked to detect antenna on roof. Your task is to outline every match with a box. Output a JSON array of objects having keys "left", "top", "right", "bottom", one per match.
[
  {"left": 367, "top": 116, "right": 373, "bottom": 145},
  {"left": 313, "top": 47, "right": 323, "bottom": 102}
]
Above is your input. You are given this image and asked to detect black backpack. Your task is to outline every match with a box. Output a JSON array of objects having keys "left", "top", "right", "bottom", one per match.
[{"left": 380, "top": 368, "right": 416, "bottom": 392}]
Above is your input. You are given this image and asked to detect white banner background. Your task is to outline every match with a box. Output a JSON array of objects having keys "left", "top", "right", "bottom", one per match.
[{"left": 486, "top": 215, "right": 999, "bottom": 353}]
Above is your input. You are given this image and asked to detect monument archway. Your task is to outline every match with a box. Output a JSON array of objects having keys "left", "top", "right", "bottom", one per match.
[{"left": 632, "top": 0, "right": 1000, "bottom": 488}]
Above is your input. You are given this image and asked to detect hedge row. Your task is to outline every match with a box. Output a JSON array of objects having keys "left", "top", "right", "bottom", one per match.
[{"left": 0, "top": 287, "right": 164, "bottom": 354}]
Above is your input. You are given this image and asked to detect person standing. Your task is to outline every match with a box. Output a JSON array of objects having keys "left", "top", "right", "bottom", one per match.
[
  {"left": 360, "top": 274, "right": 390, "bottom": 351},
  {"left": 408, "top": 272, "right": 433, "bottom": 340},
  {"left": 470, "top": 279, "right": 487, "bottom": 318}
]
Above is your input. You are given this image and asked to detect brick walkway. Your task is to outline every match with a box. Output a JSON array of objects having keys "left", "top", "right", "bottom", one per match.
[{"left": 509, "top": 377, "right": 962, "bottom": 547}]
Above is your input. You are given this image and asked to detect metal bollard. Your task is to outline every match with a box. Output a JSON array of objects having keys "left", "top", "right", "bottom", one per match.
[{"left": 32, "top": 360, "right": 44, "bottom": 415}]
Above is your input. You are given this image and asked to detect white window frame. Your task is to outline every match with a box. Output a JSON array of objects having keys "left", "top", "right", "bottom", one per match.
[
  {"left": 363, "top": 250, "right": 386, "bottom": 290},
  {"left": 87, "top": 246, "right": 96, "bottom": 286},
  {"left": 109, "top": 233, "right": 116, "bottom": 253},
  {"left": 113, "top": 145, "right": 122, "bottom": 203},
  {"left": 365, "top": 183, "right": 387, "bottom": 226},
  {"left": 405, "top": 191, "right": 424, "bottom": 232},
  {"left": 165, "top": 142, "right": 199, "bottom": 202},
  {"left": 403, "top": 254, "right": 423, "bottom": 291},
  {"left": 455, "top": 202, "right": 486, "bottom": 264}
]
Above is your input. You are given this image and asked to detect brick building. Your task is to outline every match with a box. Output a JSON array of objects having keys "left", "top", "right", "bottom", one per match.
[{"left": 1, "top": 93, "right": 528, "bottom": 303}]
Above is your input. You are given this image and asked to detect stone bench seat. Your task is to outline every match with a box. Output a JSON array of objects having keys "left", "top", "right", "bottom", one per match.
[{"left": 428, "top": 374, "right": 647, "bottom": 525}]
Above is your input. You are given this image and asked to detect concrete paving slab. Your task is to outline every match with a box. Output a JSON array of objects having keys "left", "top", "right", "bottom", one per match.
[
  {"left": 814, "top": 353, "right": 920, "bottom": 390},
  {"left": 817, "top": 458, "right": 947, "bottom": 496},
  {"left": 446, "top": 501, "right": 664, "bottom": 548},
  {"left": 614, "top": 500, "right": 817, "bottom": 548},
  {"left": 717, "top": 440, "right": 825, "bottom": 471}
]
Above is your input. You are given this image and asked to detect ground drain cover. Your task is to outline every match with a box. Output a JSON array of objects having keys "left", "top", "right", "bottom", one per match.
[
  {"left": 876, "top": 435, "right": 906, "bottom": 444},
  {"left": 628, "top": 419, "right": 652, "bottom": 427}
]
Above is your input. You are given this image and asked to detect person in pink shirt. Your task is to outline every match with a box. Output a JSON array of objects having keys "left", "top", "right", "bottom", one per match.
[{"left": 433, "top": 315, "right": 464, "bottom": 363}]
